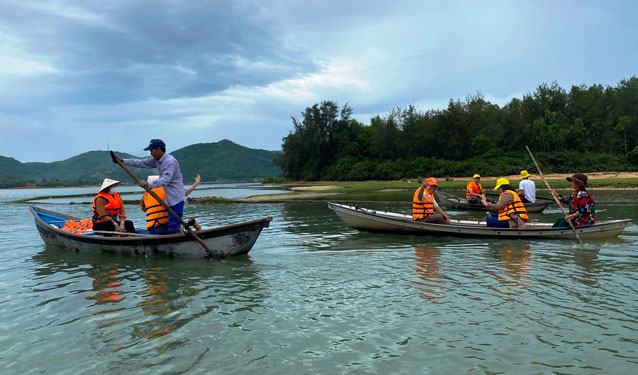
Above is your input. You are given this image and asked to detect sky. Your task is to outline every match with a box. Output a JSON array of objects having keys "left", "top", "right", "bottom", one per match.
[{"left": 0, "top": 0, "right": 636, "bottom": 162}]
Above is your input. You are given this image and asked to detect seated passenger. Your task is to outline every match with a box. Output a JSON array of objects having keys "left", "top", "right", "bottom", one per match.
[
  {"left": 517, "top": 170, "right": 536, "bottom": 203},
  {"left": 141, "top": 174, "right": 202, "bottom": 235},
  {"left": 466, "top": 174, "right": 483, "bottom": 204},
  {"left": 140, "top": 175, "right": 170, "bottom": 235},
  {"left": 481, "top": 178, "right": 528, "bottom": 229},
  {"left": 92, "top": 178, "right": 136, "bottom": 234},
  {"left": 412, "top": 177, "right": 451, "bottom": 224}
]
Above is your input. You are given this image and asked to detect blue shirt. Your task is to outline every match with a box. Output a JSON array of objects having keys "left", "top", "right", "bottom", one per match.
[{"left": 123, "top": 153, "right": 185, "bottom": 206}]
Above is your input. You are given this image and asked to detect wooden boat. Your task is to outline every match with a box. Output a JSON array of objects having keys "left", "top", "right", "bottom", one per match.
[
  {"left": 436, "top": 191, "right": 552, "bottom": 213},
  {"left": 31, "top": 206, "right": 272, "bottom": 259},
  {"left": 328, "top": 202, "right": 631, "bottom": 240}
]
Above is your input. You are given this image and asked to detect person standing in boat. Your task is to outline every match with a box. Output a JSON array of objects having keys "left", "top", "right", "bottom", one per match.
[
  {"left": 92, "top": 178, "right": 137, "bottom": 233},
  {"left": 549, "top": 173, "right": 595, "bottom": 228},
  {"left": 141, "top": 174, "right": 202, "bottom": 234},
  {"left": 517, "top": 170, "right": 536, "bottom": 203},
  {"left": 481, "top": 177, "right": 528, "bottom": 228},
  {"left": 115, "top": 139, "right": 185, "bottom": 234},
  {"left": 466, "top": 174, "right": 484, "bottom": 204},
  {"left": 412, "top": 177, "right": 451, "bottom": 224}
]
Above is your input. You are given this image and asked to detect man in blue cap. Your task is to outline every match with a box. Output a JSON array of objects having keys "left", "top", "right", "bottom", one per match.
[{"left": 117, "top": 139, "right": 185, "bottom": 234}]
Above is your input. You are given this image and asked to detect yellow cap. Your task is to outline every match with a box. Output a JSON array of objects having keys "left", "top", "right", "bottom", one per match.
[
  {"left": 493, "top": 177, "right": 509, "bottom": 190},
  {"left": 520, "top": 170, "right": 530, "bottom": 178},
  {"left": 473, "top": 174, "right": 480, "bottom": 178}
]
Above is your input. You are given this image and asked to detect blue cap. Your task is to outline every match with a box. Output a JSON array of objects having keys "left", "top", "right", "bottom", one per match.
[{"left": 143, "top": 139, "right": 166, "bottom": 151}]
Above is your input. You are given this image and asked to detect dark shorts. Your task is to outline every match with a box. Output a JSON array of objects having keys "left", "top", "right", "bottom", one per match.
[
  {"left": 486, "top": 217, "right": 510, "bottom": 228},
  {"left": 168, "top": 201, "right": 184, "bottom": 234}
]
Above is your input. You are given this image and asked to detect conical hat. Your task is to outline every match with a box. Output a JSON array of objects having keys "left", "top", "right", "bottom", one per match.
[{"left": 99, "top": 178, "right": 120, "bottom": 192}]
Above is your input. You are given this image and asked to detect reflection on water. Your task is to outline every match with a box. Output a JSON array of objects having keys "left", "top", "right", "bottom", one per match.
[
  {"left": 489, "top": 241, "right": 532, "bottom": 292},
  {"left": 413, "top": 244, "right": 445, "bottom": 302}
]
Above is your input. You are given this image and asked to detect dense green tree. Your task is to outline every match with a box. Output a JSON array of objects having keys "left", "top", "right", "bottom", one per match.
[{"left": 275, "top": 77, "right": 638, "bottom": 180}]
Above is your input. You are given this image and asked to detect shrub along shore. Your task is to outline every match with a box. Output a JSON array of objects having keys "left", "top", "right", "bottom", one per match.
[{"left": 240, "top": 173, "right": 638, "bottom": 203}]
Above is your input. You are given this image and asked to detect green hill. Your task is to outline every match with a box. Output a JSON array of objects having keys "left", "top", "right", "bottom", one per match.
[
  {"left": 173, "top": 139, "right": 282, "bottom": 181},
  {"left": 0, "top": 140, "right": 282, "bottom": 187}
]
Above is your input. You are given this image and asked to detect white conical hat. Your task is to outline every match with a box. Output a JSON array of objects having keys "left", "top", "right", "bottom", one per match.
[
  {"left": 147, "top": 175, "right": 160, "bottom": 182},
  {"left": 99, "top": 178, "right": 120, "bottom": 192}
]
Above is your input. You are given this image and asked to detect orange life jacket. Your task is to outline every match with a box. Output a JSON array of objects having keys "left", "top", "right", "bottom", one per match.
[
  {"left": 413, "top": 188, "right": 435, "bottom": 219},
  {"left": 61, "top": 219, "right": 93, "bottom": 234},
  {"left": 92, "top": 192, "right": 122, "bottom": 222},
  {"left": 466, "top": 181, "right": 483, "bottom": 200},
  {"left": 498, "top": 190, "right": 529, "bottom": 222},
  {"left": 143, "top": 187, "right": 169, "bottom": 228}
]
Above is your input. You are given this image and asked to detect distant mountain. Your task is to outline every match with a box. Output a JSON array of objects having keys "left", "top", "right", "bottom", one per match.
[
  {"left": 173, "top": 139, "right": 282, "bottom": 181},
  {"left": 0, "top": 140, "right": 282, "bottom": 187}
]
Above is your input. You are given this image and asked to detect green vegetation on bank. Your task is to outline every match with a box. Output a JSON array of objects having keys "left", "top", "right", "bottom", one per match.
[
  {"left": 281, "top": 177, "right": 638, "bottom": 193},
  {"left": 0, "top": 140, "right": 282, "bottom": 188},
  {"left": 276, "top": 77, "right": 638, "bottom": 181}
]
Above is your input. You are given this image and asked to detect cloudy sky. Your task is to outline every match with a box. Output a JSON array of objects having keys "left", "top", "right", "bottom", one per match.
[{"left": 0, "top": 0, "right": 636, "bottom": 162}]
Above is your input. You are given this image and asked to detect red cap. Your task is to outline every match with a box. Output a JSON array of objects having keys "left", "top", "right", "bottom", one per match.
[{"left": 426, "top": 177, "right": 438, "bottom": 186}]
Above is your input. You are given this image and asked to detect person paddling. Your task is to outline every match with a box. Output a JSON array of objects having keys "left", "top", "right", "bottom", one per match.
[
  {"left": 481, "top": 177, "right": 528, "bottom": 228},
  {"left": 549, "top": 173, "right": 595, "bottom": 228},
  {"left": 114, "top": 139, "right": 186, "bottom": 234},
  {"left": 412, "top": 177, "right": 451, "bottom": 224}
]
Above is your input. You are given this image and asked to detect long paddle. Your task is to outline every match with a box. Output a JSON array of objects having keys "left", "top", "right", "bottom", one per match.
[
  {"left": 110, "top": 151, "right": 221, "bottom": 261},
  {"left": 525, "top": 146, "right": 583, "bottom": 245}
]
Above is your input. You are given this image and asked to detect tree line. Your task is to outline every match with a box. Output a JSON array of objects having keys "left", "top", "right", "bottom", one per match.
[{"left": 275, "top": 77, "right": 638, "bottom": 180}]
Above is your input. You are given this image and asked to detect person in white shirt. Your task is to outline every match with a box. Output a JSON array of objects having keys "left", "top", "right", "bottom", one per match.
[{"left": 517, "top": 170, "right": 536, "bottom": 203}]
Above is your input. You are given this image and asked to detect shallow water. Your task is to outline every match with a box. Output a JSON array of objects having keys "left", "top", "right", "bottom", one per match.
[{"left": 1, "top": 187, "right": 637, "bottom": 374}]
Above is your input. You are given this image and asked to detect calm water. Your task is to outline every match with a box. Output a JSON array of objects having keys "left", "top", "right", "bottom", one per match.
[{"left": 1, "top": 186, "right": 638, "bottom": 374}]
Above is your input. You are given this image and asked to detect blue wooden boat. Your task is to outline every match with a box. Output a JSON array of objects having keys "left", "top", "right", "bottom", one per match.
[{"left": 31, "top": 206, "right": 272, "bottom": 258}]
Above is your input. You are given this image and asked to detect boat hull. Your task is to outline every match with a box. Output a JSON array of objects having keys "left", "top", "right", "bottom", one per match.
[
  {"left": 31, "top": 206, "right": 272, "bottom": 259},
  {"left": 328, "top": 203, "right": 631, "bottom": 240}
]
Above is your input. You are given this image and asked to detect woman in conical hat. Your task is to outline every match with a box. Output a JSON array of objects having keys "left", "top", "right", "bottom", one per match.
[{"left": 92, "top": 178, "right": 136, "bottom": 234}]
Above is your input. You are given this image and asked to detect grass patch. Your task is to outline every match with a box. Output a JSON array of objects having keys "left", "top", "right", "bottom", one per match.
[{"left": 189, "top": 196, "right": 235, "bottom": 204}]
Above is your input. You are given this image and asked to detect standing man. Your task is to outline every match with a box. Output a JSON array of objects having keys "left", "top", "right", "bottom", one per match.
[
  {"left": 466, "top": 174, "right": 483, "bottom": 204},
  {"left": 116, "top": 139, "right": 185, "bottom": 234},
  {"left": 517, "top": 170, "right": 536, "bottom": 203}
]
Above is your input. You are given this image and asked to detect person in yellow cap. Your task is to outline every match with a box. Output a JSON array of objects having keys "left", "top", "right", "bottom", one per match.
[
  {"left": 92, "top": 178, "right": 136, "bottom": 234},
  {"left": 480, "top": 177, "right": 528, "bottom": 228},
  {"left": 466, "top": 174, "right": 483, "bottom": 204},
  {"left": 517, "top": 170, "right": 536, "bottom": 203},
  {"left": 412, "top": 177, "right": 451, "bottom": 224}
]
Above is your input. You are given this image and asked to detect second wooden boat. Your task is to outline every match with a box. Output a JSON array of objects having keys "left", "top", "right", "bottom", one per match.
[{"left": 328, "top": 202, "right": 631, "bottom": 240}]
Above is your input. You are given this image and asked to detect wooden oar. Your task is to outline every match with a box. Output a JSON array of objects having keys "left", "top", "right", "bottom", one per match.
[
  {"left": 525, "top": 146, "right": 583, "bottom": 245},
  {"left": 110, "top": 151, "right": 221, "bottom": 261}
]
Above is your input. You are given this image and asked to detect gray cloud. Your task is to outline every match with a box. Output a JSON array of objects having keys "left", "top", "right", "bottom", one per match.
[
  {"left": 0, "top": 0, "right": 316, "bottom": 109},
  {"left": 0, "top": 0, "right": 636, "bottom": 162}
]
